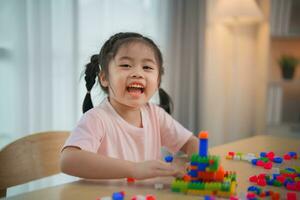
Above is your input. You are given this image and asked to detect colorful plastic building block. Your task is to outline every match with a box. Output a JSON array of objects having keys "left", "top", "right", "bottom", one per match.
[
  {"left": 127, "top": 177, "right": 135, "bottom": 183},
  {"left": 131, "top": 195, "right": 156, "bottom": 200},
  {"left": 98, "top": 192, "right": 155, "bottom": 200},
  {"left": 247, "top": 185, "right": 281, "bottom": 199},
  {"left": 198, "top": 131, "right": 208, "bottom": 157},
  {"left": 248, "top": 167, "right": 300, "bottom": 191},
  {"left": 164, "top": 155, "right": 173, "bottom": 163},
  {"left": 171, "top": 131, "right": 237, "bottom": 198},
  {"left": 112, "top": 191, "right": 125, "bottom": 200},
  {"left": 287, "top": 192, "right": 297, "bottom": 200}
]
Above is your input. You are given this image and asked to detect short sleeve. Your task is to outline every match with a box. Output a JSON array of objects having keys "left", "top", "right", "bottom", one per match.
[
  {"left": 63, "top": 109, "right": 104, "bottom": 153},
  {"left": 157, "top": 106, "right": 193, "bottom": 153}
]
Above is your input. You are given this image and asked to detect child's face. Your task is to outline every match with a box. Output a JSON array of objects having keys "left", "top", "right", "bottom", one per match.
[{"left": 101, "top": 41, "right": 159, "bottom": 109}]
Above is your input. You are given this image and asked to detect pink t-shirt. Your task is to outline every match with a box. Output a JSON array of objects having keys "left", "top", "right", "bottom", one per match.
[{"left": 63, "top": 99, "right": 192, "bottom": 162}]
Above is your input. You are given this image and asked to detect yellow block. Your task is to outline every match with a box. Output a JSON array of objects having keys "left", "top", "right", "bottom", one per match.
[
  {"left": 216, "top": 191, "right": 231, "bottom": 198},
  {"left": 187, "top": 190, "right": 213, "bottom": 196},
  {"left": 230, "top": 181, "right": 237, "bottom": 195}
]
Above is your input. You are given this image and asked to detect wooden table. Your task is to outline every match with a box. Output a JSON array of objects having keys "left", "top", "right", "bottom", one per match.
[{"left": 5, "top": 135, "right": 300, "bottom": 200}]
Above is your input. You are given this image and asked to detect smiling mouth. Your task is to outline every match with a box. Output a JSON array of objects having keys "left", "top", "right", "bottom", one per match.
[{"left": 127, "top": 83, "right": 145, "bottom": 94}]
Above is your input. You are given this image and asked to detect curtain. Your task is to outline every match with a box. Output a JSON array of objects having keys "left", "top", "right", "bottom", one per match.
[
  {"left": 0, "top": 0, "right": 170, "bottom": 196},
  {"left": 163, "top": 0, "right": 206, "bottom": 134}
]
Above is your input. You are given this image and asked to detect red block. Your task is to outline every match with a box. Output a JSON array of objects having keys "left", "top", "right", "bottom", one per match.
[
  {"left": 267, "top": 151, "right": 275, "bottom": 160},
  {"left": 276, "top": 175, "right": 285, "bottom": 183},
  {"left": 229, "top": 196, "right": 239, "bottom": 200},
  {"left": 257, "top": 160, "right": 265, "bottom": 166},
  {"left": 228, "top": 152, "right": 235, "bottom": 157},
  {"left": 284, "top": 154, "right": 292, "bottom": 160},
  {"left": 145, "top": 195, "right": 156, "bottom": 200},
  {"left": 296, "top": 181, "right": 300, "bottom": 191},
  {"left": 127, "top": 177, "right": 135, "bottom": 183},
  {"left": 287, "top": 183, "right": 296, "bottom": 191},
  {"left": 258, "top": 173, "right": 266, "bottom": 179},
  {"left": 287, "top": 192, "right": 297, "bottom": 200},
  {"left": 259, "top": 192, "right": 266, "bottom": 198},
  {"left": 264, "top": 162, "right": 272, "bottom": 170},
  {"left": 246, "top": 192, "right": 256, "bottom": 199},
  {"left": 257, "top": 178, "right": 267, "bottom": 186},
  {"left": 272, "top": 192, "right": 280, "bottom": 200},
  {"left": 249, "top": 175, "right": 258, "bottom": 182}
]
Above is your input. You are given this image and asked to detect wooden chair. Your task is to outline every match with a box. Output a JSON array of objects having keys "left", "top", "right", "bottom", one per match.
[{"left": 0, "top": 131, "right": 69, "bottom": 197}]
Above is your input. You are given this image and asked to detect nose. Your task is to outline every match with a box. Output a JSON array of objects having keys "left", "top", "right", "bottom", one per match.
[{"left": 130, "top": 67, "right": 144, "bottom": 78}]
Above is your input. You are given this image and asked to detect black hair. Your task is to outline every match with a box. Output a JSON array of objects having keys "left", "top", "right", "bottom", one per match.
[{"left": 82, "top": 32, "right": 173, "bottom": 114}]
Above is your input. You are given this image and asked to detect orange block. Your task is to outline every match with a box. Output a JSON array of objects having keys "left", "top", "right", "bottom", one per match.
[
  {"left": 198, "top": 171, "right": 215, "bottom": 181},
  {"left": 198, "top": 131, "right": 208, "bottom": 139},
  {"left": 189, "top": 165, "right": 198, "bottom": 170},
  {"left": 183, "top": 174, "right": 192, "bottom": 182},
  {"left": 215, "top": 166, "right": 225, "bottom": 182}
]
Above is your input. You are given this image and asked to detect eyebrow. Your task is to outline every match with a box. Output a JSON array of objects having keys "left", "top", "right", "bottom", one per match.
[{"left": 118, "top": 56, "right": 156, "bottom": 64}]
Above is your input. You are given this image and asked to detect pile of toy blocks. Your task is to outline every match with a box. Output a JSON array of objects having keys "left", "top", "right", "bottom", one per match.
[{"left": 171, "top": 131, "right": 237, "bottom": 198}]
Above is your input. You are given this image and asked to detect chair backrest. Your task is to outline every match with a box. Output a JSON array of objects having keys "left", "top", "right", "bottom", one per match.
[{"left": 0, "top": 131, "right": 69, "bottom": 197}]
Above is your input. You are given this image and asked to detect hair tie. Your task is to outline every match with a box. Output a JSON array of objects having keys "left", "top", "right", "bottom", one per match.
[{"left": 87, "top": 91, "right": 91, "bottom": 94}]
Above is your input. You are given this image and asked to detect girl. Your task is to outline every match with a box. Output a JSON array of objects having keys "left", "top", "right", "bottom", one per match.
[{"left": 60, "top": 32, "right": 198, "bottom": 180}]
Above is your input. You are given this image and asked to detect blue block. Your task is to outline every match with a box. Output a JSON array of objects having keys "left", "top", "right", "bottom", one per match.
[
  {"left": 248, "top": 185, "right": 259, "bottom": 192},
  {"left": 188, "top": 170, "right": 198, "bottom": 177},
  {"left": 204, "top": 195, "right": 211, "bottom": 200},
  {"left": 164, "top": 155, "right": 173, "bottom": 163},
  {"left": 267, "top": 179, "right": 274, "bottom": 185},
  {"left": 288, "top": 151, "right": 297, "bottom": 157},
  {"left": 112, "top": 192, "right": 124, "bottom": 200},
  {"left": 286, "top": 167, "right": 296, "bottom": 172},
  {"left": 273, "top": 157, "right": 283, "bottom": 163},
  {"left": 190, "top": 161, "right": 198, "bottom": 166},
  {"left": 199, "top": 138, "right": 208, "bottom": 157},
  {"left": 260, "top": 152, "right": 267, "bottom": 157},
  {"left": 198, "top": 163, "right": 208, "bottom": 171},
  {"left": 251, "top": 159, "right": 258, "bottom": 165}
]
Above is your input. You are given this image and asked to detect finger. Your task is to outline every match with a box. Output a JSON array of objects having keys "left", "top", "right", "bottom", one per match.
[
  {"left": 153, "top": 168, "right": 177, "bottom": 177},
  {"left": 174, "top": 169, "right": 186, "bottom": 178},
  {"left": 154, "top": 160, "right": 173, "bottom": 171}
]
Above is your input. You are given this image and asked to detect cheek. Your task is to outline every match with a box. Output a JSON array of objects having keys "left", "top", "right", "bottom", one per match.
[{"left": 149, "top": 75, "right": 160, "bottom": 89}]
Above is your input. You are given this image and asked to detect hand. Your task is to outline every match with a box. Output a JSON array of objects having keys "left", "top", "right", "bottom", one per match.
[{"left": 132, "top": 160, "right": 184, "bottom": 179}]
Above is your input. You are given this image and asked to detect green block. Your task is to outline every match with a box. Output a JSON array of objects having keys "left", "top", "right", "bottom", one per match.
[
  {"left": 273, "top": 180, "right": 283, "bottom": 187},
  {"left": 198, "top": 156, "right": 209, "bottom": 164},
  {"left": 260, "top": 157, "right": 269, "bottom": 162},
  {"left": 205, "top": 182, "right": 222, "bottom": 191},
  {"left": 190, "top": 154, "right": 199, "bottom": 162},
  {"left": 188, "top": 182, "right": 205, "bottom": 190},
  {"left": 172, "top": 188, "right": 180, "bottom": 193},
  {"left": 220, "top": 182, "right": 230, "bottom": 191}
]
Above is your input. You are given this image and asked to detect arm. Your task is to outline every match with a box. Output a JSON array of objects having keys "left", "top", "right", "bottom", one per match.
[
  {"left": 180, "top": 135, "right": 198, "bottom": 158},
  {"left": 60, "top": 146, "right": 179, "bottom": 179}
]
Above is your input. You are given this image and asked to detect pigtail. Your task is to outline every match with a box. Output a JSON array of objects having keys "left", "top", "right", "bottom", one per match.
[
  {"left": 82, "top": 55, "right": 100, "bottom": 113},
  {"left": 158, "top": 88, "right": 173, "bottom": 114}
]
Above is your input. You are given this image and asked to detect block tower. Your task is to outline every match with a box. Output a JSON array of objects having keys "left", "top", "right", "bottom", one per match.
[{"left": 171, "top": 131, "right": 237, "bottom": 198}]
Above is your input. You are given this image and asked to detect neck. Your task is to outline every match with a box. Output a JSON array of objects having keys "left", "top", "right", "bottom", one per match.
[{"left": 108, "top": 98, "right": 143, "bottom": 128}]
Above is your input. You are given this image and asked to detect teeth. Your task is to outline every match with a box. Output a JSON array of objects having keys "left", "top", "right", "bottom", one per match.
[{"left": 128, "top": 84, "right": 144, "bottom": 88}]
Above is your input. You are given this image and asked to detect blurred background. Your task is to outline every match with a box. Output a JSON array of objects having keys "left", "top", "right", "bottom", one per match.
[{"left": 0, "top": 0, "right": 300, "bottom": 196}]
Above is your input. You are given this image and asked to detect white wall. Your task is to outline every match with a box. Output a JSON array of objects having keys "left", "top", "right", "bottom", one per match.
[{"left": 201, "top": 0, "right": 270, "bottom": 146}]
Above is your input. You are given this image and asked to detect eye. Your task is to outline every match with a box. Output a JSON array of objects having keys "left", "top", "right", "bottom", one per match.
[
  {"left": 143, "top": 66, "right": 154, "bottom": 70},
  {"left": 119, "top": 64, "right": 131, "bottom": 68}
]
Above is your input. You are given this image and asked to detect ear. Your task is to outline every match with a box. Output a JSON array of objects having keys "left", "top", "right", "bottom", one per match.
[{"left": 99, "top": 71, "right": 109, "bottom": 87}]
